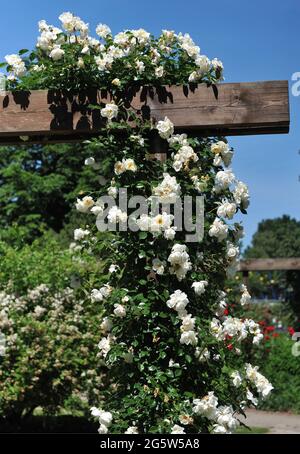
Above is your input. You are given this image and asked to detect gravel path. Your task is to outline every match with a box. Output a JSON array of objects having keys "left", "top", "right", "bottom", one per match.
[{"left": 241, "top": 409, "right": 300, "bottom": 434}]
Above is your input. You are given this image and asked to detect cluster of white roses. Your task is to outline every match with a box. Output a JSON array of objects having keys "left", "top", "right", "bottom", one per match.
[
  {"left": 167, "top": 290, "right": 197, "bottom": 346},
  {"left": 5, "top": 12, "right": 224, "bottom": 92},
  {"left": 152, "top": 172, "right": 181, "bottom": 203},
  {"left": 77, "top": 114, "right": 270, "bottom": 434},
  {"left": 168, "top": 244, "right": 192, "bottom": 281},
  {"left": 4, "top": 54, "right": 26, "bottom": 80},
  {"left": 210, "top": 316, "right": 263, "bottom": 345},
  {"left": 114, "top": 157, "right": 137, "bottom": 175},
  {"left": 172, "top": 144, "right": 199, "bottom": 172},
  {"left": 91, "top": 407, "right": 113, "bottom": 434},
  {"left": 211, "top": 141, "right": 233, "bottom": 167},
  {"left": 192, "top": 392, "right": 239, "bottom": 434},
  {"left": 137, "top": 212, "right": 176, "bottom": 240}
]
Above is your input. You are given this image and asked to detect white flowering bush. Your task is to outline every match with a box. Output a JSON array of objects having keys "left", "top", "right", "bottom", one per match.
[
  {"left": 1, "top": 13, "right": 223, "bottom": 91},
  {"left": 0, "top": 238, "right": 106, "bottom": 420},
  {"left": 1, "top": 13, "right": 272, "bottom": 434}
]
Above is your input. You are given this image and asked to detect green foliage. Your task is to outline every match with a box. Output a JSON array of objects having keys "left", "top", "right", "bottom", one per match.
[
  {"left": 257, "top": 335, "right": 300, "bottom": 413},
  {"left": 0, "top": 143, "right": 110, "bottom": 245},
  {"left": 244, "top": 215, "right": 300, "bottom": 258}
]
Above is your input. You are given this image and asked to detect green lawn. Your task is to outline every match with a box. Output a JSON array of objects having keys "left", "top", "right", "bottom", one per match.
[{"left": 236, "top": 426, "right": 269, "bottom": 434}]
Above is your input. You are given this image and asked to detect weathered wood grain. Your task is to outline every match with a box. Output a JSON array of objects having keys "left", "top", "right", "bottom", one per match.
[
  {"left": 239, "top": 258, "right": 300, "bottom": 272},
  {"left": 0, "top": 80, "right": 290, "bottom": 144}
]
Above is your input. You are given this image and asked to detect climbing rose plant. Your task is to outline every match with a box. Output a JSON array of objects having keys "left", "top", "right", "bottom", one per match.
[{"left": 1, "top": 12, "right": 273, "bottom": 434}]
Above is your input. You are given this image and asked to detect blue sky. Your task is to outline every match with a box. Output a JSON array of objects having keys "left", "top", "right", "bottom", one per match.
[{"left": 0, "top": 0, "right": 299, "bottom": 249}]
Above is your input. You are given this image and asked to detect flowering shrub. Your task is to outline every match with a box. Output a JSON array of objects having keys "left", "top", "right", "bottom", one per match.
[
  {"left": 0, "top": 237, "right": 105, "bottom": 419},
  {"left": 2, "top": 13, "right": 273, "bottom": 434}
]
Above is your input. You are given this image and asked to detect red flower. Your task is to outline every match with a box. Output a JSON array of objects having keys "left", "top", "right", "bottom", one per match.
[
  {"left": 266, "top": 325, "right": 275, "bottom": 332},
  {"left": 259, "top": 320, "right": 266, "bottom": 326},
  {"left": 288, "top": 327, "right": 295, "bottom": 336},
  {"left": 264, "top": 335, "right": 270, "bottom": 341},
  {"left": 227, "top": 343, "right": 233, "bottom": 350},
  {"left": 223, "top": 308, "right": 229, "bottom": 316},
  {"left": 272, "top": 332, "right": 279, "bottom": 338}
]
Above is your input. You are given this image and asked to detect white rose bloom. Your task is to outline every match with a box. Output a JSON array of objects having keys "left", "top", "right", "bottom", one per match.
[
  {"left": 124, "top": 158, "right": 137, "bottom": 172},
  {"left": 152, "top": 173, "right": 181, "bottom": 203},
  {"left": 76, "top": 196, "right": 94, "bottom": 213},
  {"left": 96, "top": 23, "right": 111, "bottom": 38},
  {"left": 108, "top": 185, "right": 118, "bottom": 198},
  {"left": 59, "top": 12, "right": 75, "bottom": 31},
  {"left": 98, "top": 335, "right": 114, "bottom": 357},
  {"left": 98, "top": 410, "right": 113, "bottom": 427},
  {"left": 150, "top": 212, "right": 174, "bottom": 233},
  {"left": 136, "top": 60, "right": 145, "bottom": 74},
  {"left": 226, "top": 242, "right": 239, "bottom": 260},
  {"left": 107, "top": 206, "right": 128, "bottom": 224},
  {"left": 195, "top": 347, "right": 210, "bottom": 363},
  {"left": 164, "top": 227, "right": 177, "bottom": 240},
  {"left": 155, "top": 66, "right": 164, "bottom": 77},
  {"left": 98, "top": 424, "right": 109, "bottom": 434},
  {"left": 91, "top": 289, "right": 104, "bottom": 302},
  {"left": 136, "top": 214, "right": 151, "bottom": 231},
  {"left": 194, "top": 55, "right": 210, "bottom": 73},
  {"left": 112, "top": 78, "right": 121, "bottom": 87},
  {"left": 215, "top": 406, "right": 239, "bottom": 432},
  {"left": 188, "top": 71, "right": 199, "bottom": 83},
  {"left": 217, "top": 201, "right": 237, "bottom": 219},
  {"left": 156, "top": 117, "right": 174, "bottom": 139},
  {"left": 101, "top": 103, "right": 118, "bottom": 120},
  {"left": 91, "top": 202, "right": 104, "bottom": 216},
  {"left": 125, "top": 426, "right": 139, "bottom": 434},
  {"left": 171, "top": 424, "right": 186, "bottom": 434},
  {"left": 222, "top": 316, "right": 247, "bottom": 341},
  {"left": 179, "top": 414, "right": 194, "bottom": 425},
  {"left": 246, "top": 389, "right": 258, "bottom": 406},
  {"left": 180, "top": 330, "right": 198, "bottom": 346},
  {"left": 166, "top": 290, "right": 189, "bottom": 315},
  {"left": 240, "top": 284, "right": 251, "bottom": 305},
  {"left": 192, "top": 392, "right": 218, "bottom": 420},
  {"left": 233, "top": 181, "right": 250, "bottom": 209},
  {"left": 192, "top": 280, "right": 208, "bottom": 295},
  {"left": 113, "top": 304, "right": 126, "bottom": 318},
  {"left": 172, "top": 145, "right": 198, "bottom": 172},
  {"left": 109, "top": 264, "right": 119, "bottom": 273},
  {"left": 74, "top": 228, "right": 90, "bottom": 241},
  {"left": 210, "top": 318, "right": 223, "bottom": 340},
  {"left": 84, "top": 157, "right": 96, "bottom": 166},
  {"left": 212, "top": 424, "right": 228, "bottom": 434},
  {"left": 168, "top": 244, "right": 192, "bottom": 281},
  {"left": 114, "top": 160, "right": 126, "bottom": 175},
  {"left": 231, "top": 371, "right": 242, "bottom": 387},
  {"left": 100, "top": 317, "right": 113, "bottom": 333},
  {"left": 214, "top": 169, "right": 235, "bottom": 191},
  {"left": 114, "top": 31, "right": 129, "bottom": 46},
  {"left": 152, "top": 258, "right": 165, "bottom": 275},
  {"left": 209, "top": 218, "right": 228, "bottom": 242},
  {"left": 132, "top": 28, "right": 150, "bottom": 45},
  {"left": 168, "top": 134, "right": 188, "bottom": 146},
  {"left": 180, "top": 314, "right": 196, "bottom": 332},
  {"left": 49, "top": 45, "right": 65, "bottom": 61}
]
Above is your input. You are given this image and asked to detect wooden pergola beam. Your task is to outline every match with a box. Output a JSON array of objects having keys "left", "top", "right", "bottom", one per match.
[
  {"left": 239, "top": 258, "right": 300, "bottom": 272},
  {"left": 0, "top": 80, "right": 290, "bottom": 144}
]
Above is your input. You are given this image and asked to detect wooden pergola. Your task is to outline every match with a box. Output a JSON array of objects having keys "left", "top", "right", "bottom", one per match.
[
  {"left": 0, "top": 80, "right": 289, "bottom": 144},
  {"left": 238, "top": 258, "right": 300, "bottom": 288}
]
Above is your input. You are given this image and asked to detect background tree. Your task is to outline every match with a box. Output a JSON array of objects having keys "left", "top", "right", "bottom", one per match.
[
  {"left": 0, "top": 142, "right": 111, "bottom": 246},
  {"left": 244, "top": 215, "right": 300, "bottom": 324}
]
